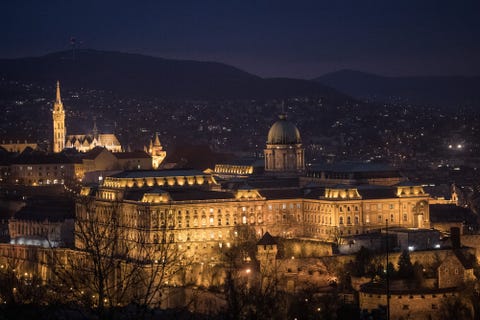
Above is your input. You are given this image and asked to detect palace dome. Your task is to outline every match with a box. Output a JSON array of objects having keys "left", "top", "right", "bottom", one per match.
[{"left": 267, "top": 114, "right": 301, "bottom": 145}]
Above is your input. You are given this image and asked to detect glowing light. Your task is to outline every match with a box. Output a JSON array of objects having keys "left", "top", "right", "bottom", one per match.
[{"left": 408, "top": 246, "right": 415, "bottom": 251}]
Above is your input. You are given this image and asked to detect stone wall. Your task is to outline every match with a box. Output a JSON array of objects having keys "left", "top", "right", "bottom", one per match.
[{"left": 359, "top": 290, "right": 459, "bottom": 320}]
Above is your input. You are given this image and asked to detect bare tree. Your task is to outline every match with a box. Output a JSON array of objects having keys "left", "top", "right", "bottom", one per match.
[
  {"left": 221, "top": 225, "right": 287, "bottom": 319},
  {"left": 47, "top": 194, "right": 187, "bottom": 319}
]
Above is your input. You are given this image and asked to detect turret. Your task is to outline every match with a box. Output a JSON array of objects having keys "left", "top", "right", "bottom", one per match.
[{"left": 148, "top": 132, "right": 166, "bottom": 169}]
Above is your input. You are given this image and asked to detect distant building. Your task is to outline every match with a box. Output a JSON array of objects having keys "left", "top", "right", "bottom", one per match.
[
  {"left": 9, "top": 150, "right": 74, "bottom": 185},
  {"left": 145, "top": 132, "right": 167, "bottom": 169},
  {"left": 429, "top": 204, "right": 477, "bottom": 234},
  {"left": 8, "top": 197, "right": 75, "bottom": 247},
  {"left": 115, "top": 150, "right": 153, "bottom": 170},
  {"left": 264, "top": 113, "right": 305, "bottom": 173},
  {"left": 53, "top": 81, "right": 122, "bottom": 153},
  {"left": 0, "top": 141, "right": 38, "bottom": 153},
  {"left": 358, "top": 249, "right": 476, "bottom": 320},
  {"left": 213, "top": 158, "right": 264, "bottom": 179}
]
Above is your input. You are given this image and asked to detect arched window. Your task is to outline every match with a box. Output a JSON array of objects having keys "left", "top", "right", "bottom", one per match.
[{"left": 339, "top": 217, "right": 344, "bottom": 225}]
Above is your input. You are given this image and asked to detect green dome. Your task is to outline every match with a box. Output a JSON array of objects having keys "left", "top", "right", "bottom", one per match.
[{"left": 267, "top": 114, "right": 301, "bottom": 145}]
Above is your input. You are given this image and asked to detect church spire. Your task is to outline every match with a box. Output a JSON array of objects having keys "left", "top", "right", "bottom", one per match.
[
  {"left": 52, "top": 81, "right": 66, "bottom": 153},
  {"left": 153, "top": 132, "right": 162, "bottom": 147},
  {"left": 56, "top": 81, "right": 62, "bottom": 104},
  {"left": 54, "top": 81, "right": 64, "bottom": 112}
]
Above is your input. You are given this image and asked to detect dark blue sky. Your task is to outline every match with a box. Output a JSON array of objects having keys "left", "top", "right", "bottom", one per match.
[{"left": 1, "top": 0, "right": 479, "bottom": 78}]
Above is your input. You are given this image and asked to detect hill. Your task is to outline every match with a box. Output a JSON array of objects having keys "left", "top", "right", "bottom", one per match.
[
  {"left": 0, "top": 49, "right": 347, "bottom": 101},
  {"left": 314, "top": 69, "right": 480, "bottom": 109}
]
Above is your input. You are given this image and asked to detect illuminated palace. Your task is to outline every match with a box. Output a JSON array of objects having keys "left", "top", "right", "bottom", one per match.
[
  {"left": 78, "top": 113, "right": 430, "bottom": 264},
  {"left": 52, "top": 81, "right": 122, "bottom": 153}
]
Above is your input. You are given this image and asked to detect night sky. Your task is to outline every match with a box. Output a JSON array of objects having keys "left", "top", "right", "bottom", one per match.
[{"left": 1, "top": 0, "right": 479, "bottom": 78}]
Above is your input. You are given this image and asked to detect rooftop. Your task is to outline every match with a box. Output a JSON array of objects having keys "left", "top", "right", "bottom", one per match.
[{"left": 108, "top": 169, "right": 207, "bottom": 179}]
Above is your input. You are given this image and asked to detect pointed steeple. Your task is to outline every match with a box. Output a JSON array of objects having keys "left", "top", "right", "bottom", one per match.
[
  {"left": 54, "top": 81, "right": 64, "bottom": 112},
  {"left": 56, "top": 81, "right": 62, "bottom": 104},
  {"left": 92, "top": 116, "right": 99, "bottom": 139},
  {"left": 153, "top": 132, "right": 162, "bottom": 147}
]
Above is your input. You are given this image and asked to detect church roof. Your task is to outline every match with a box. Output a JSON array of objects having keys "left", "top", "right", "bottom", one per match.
[
  {"left": 97, "top": 134, "right": 121, "bottom": 146},
  {"left": 65, "top": 133, "right": 121, "bottom": 147},
  {"left": 267, "top": 113, "right": 301, "bottom": 145}
]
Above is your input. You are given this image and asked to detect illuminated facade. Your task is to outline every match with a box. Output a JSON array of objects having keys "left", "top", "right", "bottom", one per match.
[
  {"left": 146, "top": 133, "right": 166, "bottom": 169},
  {"left": 52, "top": 81, "right": 122, "bottom": 153},
  {"left": 65, "top": 134, "right": 122, "bottom": 153},
  {"left": 77, "top": 168, "right": 431, "bottom": 266},
  {"left": 52, "top": 81, "right": 66, "bottom": 153}
]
